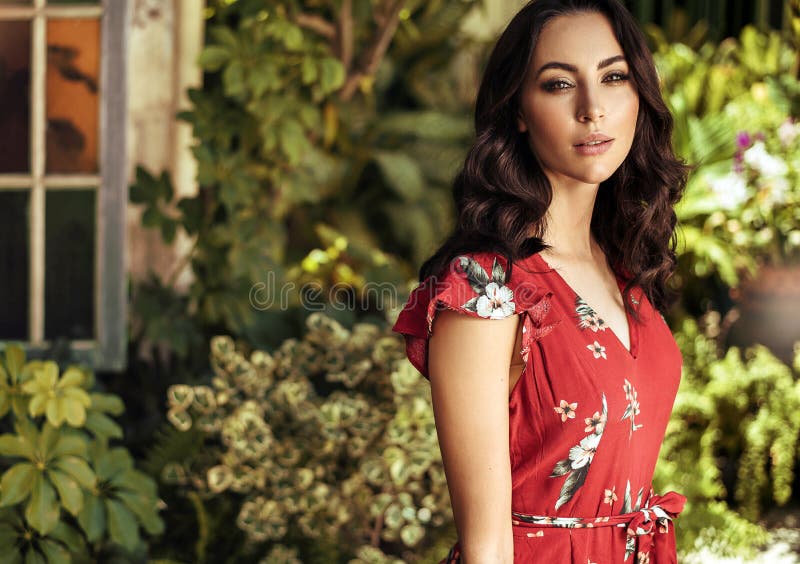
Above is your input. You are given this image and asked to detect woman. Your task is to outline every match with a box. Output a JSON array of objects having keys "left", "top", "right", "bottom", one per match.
[{"left": 391, "top": 0, "right": 691, "bottom": 562}]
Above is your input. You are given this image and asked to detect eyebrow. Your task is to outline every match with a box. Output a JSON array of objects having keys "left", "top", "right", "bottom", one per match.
[{"left": 535, "top": 55, "right": 627, "bottom": 78}]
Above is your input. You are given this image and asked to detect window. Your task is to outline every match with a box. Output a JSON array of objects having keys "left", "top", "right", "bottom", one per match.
[{"left": 0, "top": 0, "right": 127, "bottom": 370}]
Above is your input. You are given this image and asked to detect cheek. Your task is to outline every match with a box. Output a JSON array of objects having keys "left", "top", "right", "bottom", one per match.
[
  {"left": 617, "top": 91, "right": 639, "bottom": 131},
  {"left": 526, "top": 98, "right": 571, "bottom": 143}
]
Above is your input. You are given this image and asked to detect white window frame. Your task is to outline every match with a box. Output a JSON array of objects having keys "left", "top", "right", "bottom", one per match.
[{"left": 0, "top": 0, "right": 128, "bottom": 371}]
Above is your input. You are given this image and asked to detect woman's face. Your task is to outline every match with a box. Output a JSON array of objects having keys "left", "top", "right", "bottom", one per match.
[{"left": 516, "top": 11, "right": 639, "bottom": 187}]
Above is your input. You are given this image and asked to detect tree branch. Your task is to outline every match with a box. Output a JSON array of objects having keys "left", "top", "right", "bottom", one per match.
[
  {"left": 339, "top": 0, "right": 404, "bottom": 101},
  {"left": 339, "top": 0, "right": 354, "bottom": 72},
  {"left": 294, "top": 11, "right": 336, "bottom": 40}
]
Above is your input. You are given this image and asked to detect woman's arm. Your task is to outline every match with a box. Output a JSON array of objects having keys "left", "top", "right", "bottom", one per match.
[{"left": 428, "top": 309, "right": 518, "bottom": 564}]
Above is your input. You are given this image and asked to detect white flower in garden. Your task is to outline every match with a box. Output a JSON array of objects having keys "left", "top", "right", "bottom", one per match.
[
  {"left": 743, "top": 141, "right": 789, "bottom": 177},
  {"left": 778, "top": 119, "right": 800, "bottom": 147},
  {"left": 707, "top": 171, "right": 748, "bottom": 210},
  {"left": 476, "top": 282, "right": 515, "bottom": 319},
  {"left": 758, "top": 175, "right": 790, "bottom": 205}
]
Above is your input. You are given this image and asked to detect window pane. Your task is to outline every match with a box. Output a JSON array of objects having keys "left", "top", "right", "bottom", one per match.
[
  {"left": 46, "top": 19, "right": 100, "bottom": 174},
  {"left": 0, "top": 21, "right": 31, "bottom": 173},
  {"left": 45, "top": 190, "right": 95, "bottom": 340},
  {"left": 0, "top": 191, "right": 30, "bottom": 339}
]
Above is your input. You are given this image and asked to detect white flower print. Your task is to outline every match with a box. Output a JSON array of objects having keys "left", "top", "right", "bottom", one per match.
[
  {"left": 604, "top": 486, "right": 618, "bottom": 505},
  {"left": 568, "top": 432, "right": 601, "bottom": 469},
  {"left": 550, "top": 394, "right": 608, "bottom": 510},
  {"left": 584, "top": 411, "right": 607, "bottom": 434},
  {"left": 476, "top": 281, "right": 515, "bottom": 319},
  {"left": 457, "top": 255, "right": 517, "bottom": 320},
  {"left": 587, "top": 340, "right": 607, "bottom": 359}
]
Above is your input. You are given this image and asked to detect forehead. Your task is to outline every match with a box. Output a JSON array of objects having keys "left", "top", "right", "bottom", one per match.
[{"left": 532, "top": 11, "right": 625, "bottom": 65}]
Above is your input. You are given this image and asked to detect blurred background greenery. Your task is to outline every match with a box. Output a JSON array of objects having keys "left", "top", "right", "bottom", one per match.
[{"left": 1, "top": 0, "right": 799, "bottom": 562}]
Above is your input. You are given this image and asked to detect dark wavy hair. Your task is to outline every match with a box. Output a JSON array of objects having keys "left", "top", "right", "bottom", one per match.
[{"left": 417, "top": 0, "right": 691, "bottom": 321}]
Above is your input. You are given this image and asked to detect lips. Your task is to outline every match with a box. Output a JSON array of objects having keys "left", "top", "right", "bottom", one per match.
[{"left": 575, "top": 132, "right": 613, "bottom": 146}]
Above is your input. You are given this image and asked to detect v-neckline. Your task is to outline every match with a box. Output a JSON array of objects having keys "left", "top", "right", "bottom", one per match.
[{"left": 530, "top": 251, "right": 638, "bottom": 360}]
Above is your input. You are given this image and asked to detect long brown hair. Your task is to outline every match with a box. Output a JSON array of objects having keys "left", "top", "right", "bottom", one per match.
[{"left": 418, "top": 0, "right": 691, "bottom": 320}]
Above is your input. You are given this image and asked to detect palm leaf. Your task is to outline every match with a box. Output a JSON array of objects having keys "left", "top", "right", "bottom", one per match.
[{"left": 555, "top": 465, "right": 589, "bottom": 510}]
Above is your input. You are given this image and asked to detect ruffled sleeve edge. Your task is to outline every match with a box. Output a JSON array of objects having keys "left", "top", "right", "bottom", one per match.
[{"left": 392, "top": 253, "right": 560, "bottom": 380}]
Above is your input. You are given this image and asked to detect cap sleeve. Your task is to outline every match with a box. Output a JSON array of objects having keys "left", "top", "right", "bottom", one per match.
[{"left": 391, "top": 253, "right": 520, "bottom": 380}]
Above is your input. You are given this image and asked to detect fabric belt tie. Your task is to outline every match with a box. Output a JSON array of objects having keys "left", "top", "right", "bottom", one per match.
[
  {"left": 443, "top": 490, "right": 686, "bottom": 564},
  {"left": 621, "top": 490, "right": 686, "bottom": 561}
]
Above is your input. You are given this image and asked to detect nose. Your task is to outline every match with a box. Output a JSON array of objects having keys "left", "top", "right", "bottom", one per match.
[{"left": 576, "top": 87, "right": 605, "bottom": 123}]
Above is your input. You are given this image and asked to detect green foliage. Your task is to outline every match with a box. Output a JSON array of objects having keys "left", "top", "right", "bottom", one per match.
[
  {"left": 654, "top": 316, "right": 800, "bottom": 558},
  {"left": 0, "top": 345, "right": 164, "bottom": 561},
  {"left": 129, "top": 0, "right": 480, "bottom": 347},
  {"left": 653, "top": 25, "right": 800, "bottom": 289},
  {"left": 158, "top": 314, "right": 454, "bottom": 562}
]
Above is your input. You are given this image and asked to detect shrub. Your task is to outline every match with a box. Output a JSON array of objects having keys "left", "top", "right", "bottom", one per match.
[
  {"left": 0, "top": 345, "right": 164, "bottom": 562},
  {"left": 160, "top": 314, "right": 454, "bottom": 562}
]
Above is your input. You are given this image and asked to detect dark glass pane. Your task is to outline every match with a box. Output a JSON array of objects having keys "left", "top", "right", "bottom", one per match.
[
  {"left": 0, "top": 191, "right": 30, "bottom": 339},
  {"left": 45, "top": 190, "right": 94, "bottom": 340},
  {"left": 46, "top": 19, "right": 99, "bottom": 173},
  {"left": 0, "top": 21, "right": 31, "bottom": 173}
]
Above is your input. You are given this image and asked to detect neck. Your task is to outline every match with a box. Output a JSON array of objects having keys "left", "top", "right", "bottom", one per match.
[{"left": 540, "top": 177, "right": 601, "bottom": 260}]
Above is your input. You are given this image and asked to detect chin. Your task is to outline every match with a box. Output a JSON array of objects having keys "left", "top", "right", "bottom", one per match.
[{"left": 567, "top": 164, "right": 620, "bottom": 185}]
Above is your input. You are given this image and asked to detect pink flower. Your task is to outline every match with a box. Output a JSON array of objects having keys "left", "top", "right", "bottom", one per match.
[
  {"left": 584, "top": 411, "right": 607, "bottom": 434},
  {"left": 554, "top": 399, "right": 578, "bottom": 422},
  {"left": 587, "top": 340, "right": 607, "bottom": 359}
]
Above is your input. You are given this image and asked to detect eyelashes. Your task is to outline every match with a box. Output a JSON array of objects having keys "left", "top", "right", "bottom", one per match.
[{"left": 542, "top": 72, "right": 631, "bottom": 92}]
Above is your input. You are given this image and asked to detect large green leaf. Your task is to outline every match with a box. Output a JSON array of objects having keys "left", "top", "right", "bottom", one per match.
[
  {"left": 21, "top": 550, "right": 43, "bottom": 564},
  {"left": 115, "top": 490, "right": 164, "bottom": 536},
  {"left": 24, "top": 474, "right": 59, "bottom": 535},
  {"left": 113, "top": 469, "right": 158, "bottom": 500},
  {"left": 4, "top": 346, "right": 25, "bottom": 382},
  {"left": 95, "top": 448, "right": 134, "bottom": 482},
  {"left": 84, "top": 412, "right": 124, "bottom": 441},
  {"left": 48, "top": 469, "right": 83, "bottom": 516},
  {"left": 46, "top": 434, "right": 88, "bottom": 462},
  {"left": 0, "top": 523, "right": 17, "bottom": 547},
  {"left": 52, "top": 457, "right": 95, "bottom": 490},
  {"left": 77, "top": 494, "right": 105, "bottom": 543},
  {"left": 198, "top": 46, "right": 231, "bottom": 72},
  {"left": 46, "top": 520, "right": 86, "bottom": 554},
  {"left": 373, "top": 151, "right": 426, "bottom": 201},
  {"left": 0, "top": 434, "right": 35, "bottom": 460},
  {"left": 106, "top": 498, "right": 140, "bottom": 551},
  {"left": 375, "top": 111, "right": 471, "bottom": 141},
  {"left": 87, "top": 392, "right": 123, "bottom": 415},
  {"left": 0, "top": 463, "right": 37, "bottom": 506},
  {"left": 37, "top": 538, "right": 70, "bottom": 564}
]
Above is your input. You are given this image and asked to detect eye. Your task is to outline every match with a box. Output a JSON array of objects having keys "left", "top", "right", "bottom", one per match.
[
  {"left": 604, "top": 71, "right": 630, "bottom": 83},
  {"left": 542, "top": 79, "right": 572, "bottom": 92}
]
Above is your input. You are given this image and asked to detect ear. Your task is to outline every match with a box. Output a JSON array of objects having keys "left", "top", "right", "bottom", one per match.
[{"left": 516, "top": 109, "right": 527, "bottom": 133}]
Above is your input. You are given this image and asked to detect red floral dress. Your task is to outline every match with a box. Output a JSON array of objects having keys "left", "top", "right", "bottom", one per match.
[{"left": 391, "top": 251, "right": 686, "bottom": 564}]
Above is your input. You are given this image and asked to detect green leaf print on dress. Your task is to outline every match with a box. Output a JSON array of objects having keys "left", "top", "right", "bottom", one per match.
[
  {"left": 622, "top": 478, "right": 646, "bottom": 561},
  {"left": 549, "top": 393, "right": 608, "bottom": 510},
  {"left": 456, "top": 255, "right": 516, "bottom": 319},
  {"left": 575, "top": 296, "right": 609, "bottom": 332}
]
